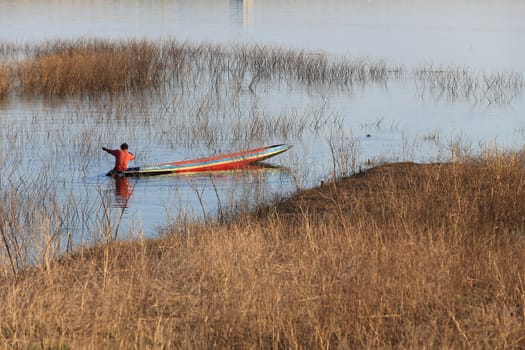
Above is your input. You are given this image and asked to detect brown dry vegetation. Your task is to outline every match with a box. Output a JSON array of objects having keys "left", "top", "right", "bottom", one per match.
[
  {"left": 18, "top": 40, "right": 165, "bottom": 96},
  {"left": 0, "top": 39, "right": 399, "bottom": 99},
  {"left": 0, "top": 64, "right": 11, "bottom": 99},
  {"left": 1, "top": 154, "right": 525, "bottom": 348},
  {"left": 0, "top": 39, "right": 522, "bottom": 103}
]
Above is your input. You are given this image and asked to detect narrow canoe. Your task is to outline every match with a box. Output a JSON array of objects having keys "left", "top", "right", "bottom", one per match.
[{"left": 114, "top": 144, "right": 291, "bottom": 177}]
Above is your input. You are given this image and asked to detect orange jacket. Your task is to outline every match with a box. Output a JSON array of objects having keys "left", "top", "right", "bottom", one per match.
[{"left": 105, "top": 149, "right": 135, "bottom": 172}]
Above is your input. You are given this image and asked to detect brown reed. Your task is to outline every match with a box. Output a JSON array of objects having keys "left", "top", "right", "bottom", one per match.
[
  {"left": 0, "top": 64, "right": 10, "bottom": 99},
  {"left": 18, "top": 40, "right": 165, "bottom": 96},
  {"left": 1, "top": 39, "right": 402, "bottom": 98},
  {"left": 1, "top": 151, "right": 525, "bottom": 348},
  {"left": 0, "top": 39, "right": 522, "bottom": 104}
]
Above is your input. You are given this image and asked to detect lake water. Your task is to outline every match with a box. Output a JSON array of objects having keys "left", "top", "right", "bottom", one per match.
[{"left": 0, "top": 0, "right": 524, "bottom": 243}]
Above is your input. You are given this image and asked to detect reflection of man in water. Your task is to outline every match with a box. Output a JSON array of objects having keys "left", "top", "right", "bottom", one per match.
[
  {"left": 102, "top": 143, "right": 135, "bottom": 176},
  {"left": 114, "top": 177, "right": 133, "bottom": 208}
]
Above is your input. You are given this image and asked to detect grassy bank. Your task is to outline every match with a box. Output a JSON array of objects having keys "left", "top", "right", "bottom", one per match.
[{"left": 1, "top": 153, "right": 525, "bottom": 348}]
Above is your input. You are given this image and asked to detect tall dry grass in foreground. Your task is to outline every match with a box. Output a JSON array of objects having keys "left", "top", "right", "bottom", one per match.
[{"left": 1, "top": 153, "right": 525, "bottom": 348}]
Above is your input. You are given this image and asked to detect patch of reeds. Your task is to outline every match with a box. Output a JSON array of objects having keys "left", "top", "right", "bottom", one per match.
[
  {"left": 327, "top": 128, "right": 360, "bottom": 178},
  {"left": 415, "top": 64, "right": 524, "bottom": 105},
  {"left": 0, "top": 174, "right": 68, "bottom": 275},
  {"left": 0, "top": 39, "right": 402, "bottom": 98},
  {"left": 0, "top": 64, "right": 11, "bottom": 99},
  {"left": 0, "top": 159, "right": 126, "bottom": 276},
  {"left": 16, "top": 39, "right": 165, "bottom": 96},
  {"left": 0, "top": 39, "right": 522, "bottom": 105},
  {"left": 229, "top": 44, "right": 401, "bottom": 88},
  {"left": 1, "top": 150, "right": 525, "bottom": 348}
]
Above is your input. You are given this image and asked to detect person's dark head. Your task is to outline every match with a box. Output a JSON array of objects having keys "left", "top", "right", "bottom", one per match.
[{"left": 120, "top": 143, "right": 129, "bottom": 150}]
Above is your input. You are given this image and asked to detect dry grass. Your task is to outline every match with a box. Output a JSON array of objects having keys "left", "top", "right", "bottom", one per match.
[
  {"left": 0, "top": 64, "right": 11, "bottom": 99},
  {"left": 17, "top": 40, "right": 164, "bottom": 96},
  {"left": 2, "top": 152, "right": 525, "bottom": 348},
  {"left": 0, "top": 39, "right": 522, "bottom": 104},
  {"left": 0, "top": 39, "right": 399, "bottom": 99}
]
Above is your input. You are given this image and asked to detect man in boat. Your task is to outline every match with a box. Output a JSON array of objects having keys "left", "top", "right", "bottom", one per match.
[{"left": 102, "top": 143, "right": 135, "bottom": 177}]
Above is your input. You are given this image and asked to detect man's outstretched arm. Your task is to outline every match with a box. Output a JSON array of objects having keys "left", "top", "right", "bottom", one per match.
[{"left": 102, "top": 147, "right": 118, "bottom": 155}]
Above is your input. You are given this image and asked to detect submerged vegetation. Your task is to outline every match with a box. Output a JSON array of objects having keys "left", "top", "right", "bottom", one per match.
[{"left": 1, "top": 152, "right": 525, "bottom": 348}]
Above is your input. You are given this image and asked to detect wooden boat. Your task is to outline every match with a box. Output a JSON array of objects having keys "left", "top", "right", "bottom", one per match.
[{"left": 110, "top": 144, "right": 291, "bottom": 177}]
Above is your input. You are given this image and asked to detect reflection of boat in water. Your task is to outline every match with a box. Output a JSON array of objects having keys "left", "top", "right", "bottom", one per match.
[{"left": 110, "top": 144, "right": 292, "bottom": 177}]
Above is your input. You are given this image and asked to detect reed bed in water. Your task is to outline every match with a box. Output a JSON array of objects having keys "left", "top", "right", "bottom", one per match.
[
  {"left": 18, "top": 40, "right": 166, "bottom": 95},
  {"left": 0, "top": 64, "right": 11, "bottom": 99},
  {"left": 0, "top": 39, "right": 522, "bottom": 104},
  {"left": 0, "top": 166, "right": 116, "bottom": 276},
  {"left": 414, "top": 64, "right": 524, "bottom": 104},
  {"left": 0, "top": 39, "right": 401, "bottom": 97},
  {"left": 1, "top": 151, "right": 525, "bottom": 348}
]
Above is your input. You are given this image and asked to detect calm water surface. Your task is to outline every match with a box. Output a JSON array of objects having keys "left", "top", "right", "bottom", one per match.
[{"left": 0, "top": 0, "right": 524, "bottom": 241}]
